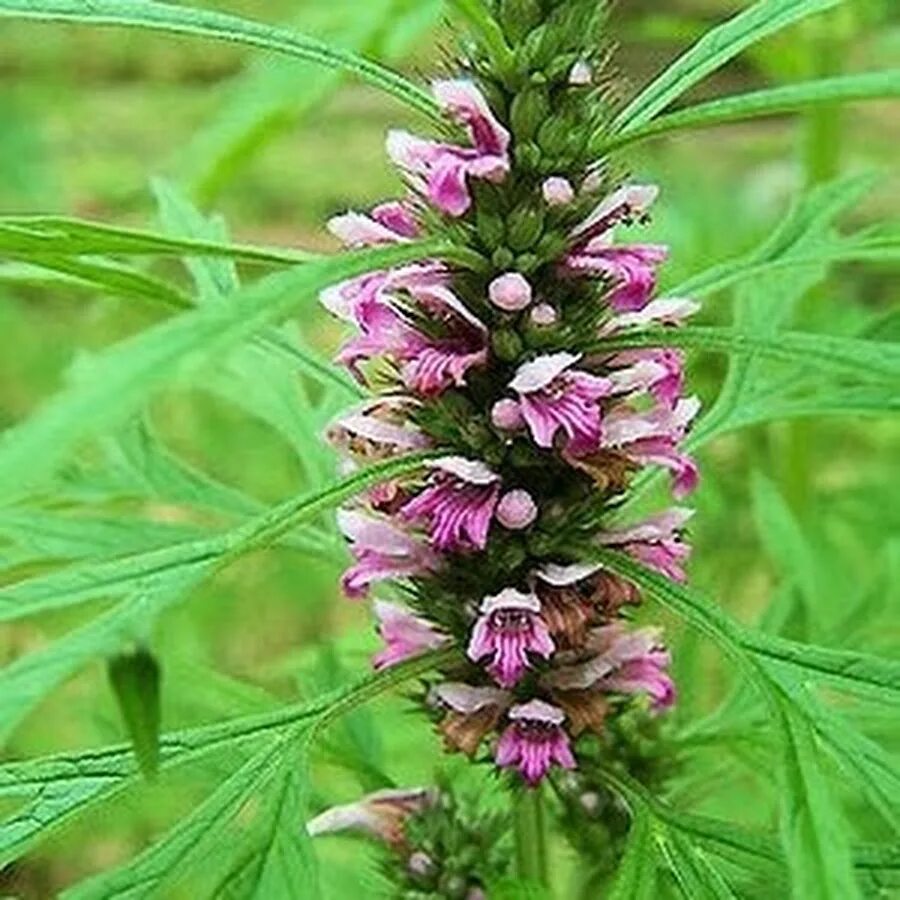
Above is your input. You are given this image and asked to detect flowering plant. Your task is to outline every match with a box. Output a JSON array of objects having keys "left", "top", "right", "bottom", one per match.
[{"left": 0, "top": 0, "right": 896, "bottom": 897}]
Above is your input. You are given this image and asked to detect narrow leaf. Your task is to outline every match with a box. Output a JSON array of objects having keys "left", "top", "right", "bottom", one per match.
[
  {"left": 0, "top": 0, "right": 440, "bottom": 121},
  {"left": 107, "top": 646, "right": 162, "bottom": 780}
]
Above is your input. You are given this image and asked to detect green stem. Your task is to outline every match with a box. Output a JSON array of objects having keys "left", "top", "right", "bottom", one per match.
[{"left": 514, "top": 787, "right": 549, "bottom": 888}]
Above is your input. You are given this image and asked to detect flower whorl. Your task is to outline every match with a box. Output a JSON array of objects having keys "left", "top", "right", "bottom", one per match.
[{"left": 321, "top": 7, "right": 698, "bottom": 787}]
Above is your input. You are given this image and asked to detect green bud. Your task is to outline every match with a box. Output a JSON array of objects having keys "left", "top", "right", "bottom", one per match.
[
  {"left": 510, "top": 86, "right": 550, "bottom": 142},
  {"left": 526, "top": 532, "right": 556, "bottom": 556},
  {"left": 522, "top": 22, "right": 564, "bottom": 69},
  {"left": 476, "top": 208, "right": 506, "bottom": 251},
  {"left": 514, "top": 252, "right": 539, "bottom": 274},
  {"left": 514, "top": 141, "right": 542, "bottom": 171},
  {"left": 500, "top": 0, "right": 543, "bottom": 43},
  {"left": 537, "top": 115, "right": 573, "bottom": 157},
  {"left": 506, "top": 203, "right": 545, "bottom": 252},
  {"left": 492, "top": 247, "right": 515, "bottom": 270},
  {"left": 491, "top": 328, "right": 524, "bottom": 362}
]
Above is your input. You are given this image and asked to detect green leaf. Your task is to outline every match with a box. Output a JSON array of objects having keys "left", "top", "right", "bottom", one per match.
[
  {"left": 0, "top": 649, "right": 452, "bottom": 866},
  {"left": 445, "top": 0, "right": 514, "bottom": 75},
  {"left": 107, "top": 647, "right": 162, "bottom": 780},
  {"left": 775, "top": 700, "right": 861, "bottom": 900},
  {"left": 602, "top": 70, "right": 900, "bottom": 150},
  {"left": 589, "top": 326, "right": 900, "bottom": 386},
  {"left": 0, "top": 0, "right": 441, "bottom": 122},
  {"left": 0, "top": 215, "right": 317, "bottom": 265},
  {"left": 612, "top": 0, "right": 843, "bottom": 131},
  {"left": 606, "top": 808, "right": 658, "bottom": 900},
  {"left": 0, "top": 239, "right": 446, "bottom": 503}
]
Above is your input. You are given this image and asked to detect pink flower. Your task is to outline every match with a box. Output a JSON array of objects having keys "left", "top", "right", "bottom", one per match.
[
  {"left": 338, "top": 510, "right": 439, "bottom": 599},
  {"left": 328, "top": 201, "right": 419, "bottom": 248},
  {"left": 307, "top": 787, "right": 437, "bottom": 846},
  {"left": 491, "top": 398, "right": 525, "bottom": 431},
  {"left": 601, "top": 397, "right": 700, "bottom": 497},
  {"left": 496, "top": 700, "right": 576, "bottom": 786},
  {"left": 509, "top": 352, "right": 612, "bottom": 456},
  {"left": 326, "top": 397, "right": 431, "bottom": 462},
  {"left": 387, "top": 80, "right": 510, "bottom": 217},
  {"left": 601, "top": 296, "right": 700, "bottom": 334},
  {"left": 546, "top": 623, "right": 676, "bottom": 711},
  {"left": 467, "top": 589, "right": 554, "bottom": 687},
  {"left": 572, "top": 184, "right": 659, "bottom": 244},
  {"left": 322, "top": 267, "right": 488, "bottom": 395},
  {"left": 373, "top": 600, "right": 448, "bottom": 670},
  {"left": 598, "top": 508, "right": 694, "bottom": 582},
  {"left": 565, "top": 240, "right": 669, "bottom": 312},
  {"left": 400, "top": 457, "right": 501, "bottom": 552},
  {"left": 607, "top": 349, "right": 685, "bottom": 408}
]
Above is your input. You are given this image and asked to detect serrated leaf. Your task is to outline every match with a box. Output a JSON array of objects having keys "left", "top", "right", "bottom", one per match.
[
  {"left": 0, "top": 239, "right": 445, "bottom": 503},
  {"left": 0, "top": 0, "right": 440, "bottom": 122},
  {"left": 613, "top": 0, "right": 843, "bottom": 131},
  {"left": 607, "top": 808, "right": 658, "bottom": 900},
  {"left": 775, "top": 701, "right": 861, "bottom": 900}
]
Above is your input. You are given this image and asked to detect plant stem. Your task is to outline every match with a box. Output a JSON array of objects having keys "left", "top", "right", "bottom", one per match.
[{"left": 514, "top": 786, "right": 549, "bottom": 888}]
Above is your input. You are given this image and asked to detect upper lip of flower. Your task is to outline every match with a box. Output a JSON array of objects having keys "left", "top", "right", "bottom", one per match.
[{"left": 509, "top": 351, "right": 583, "bottom": 394}]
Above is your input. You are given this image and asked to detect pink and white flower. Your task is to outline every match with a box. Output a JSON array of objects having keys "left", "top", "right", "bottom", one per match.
[
  {"left": 601, "top": 397, "right": 700, "bottom": 497},
  {"left": 598, "top": 507, "right": 694, "bottom": 582},
  {"left": 338, "top": 509, "right": 439, "bottom": 599},
  {"left": 328, "top": 200, "right": 419, "bottom": 248},
  {"left": 496, "top": 700, "right": 576, "bottom": 786},
  {"left": 509, "top": 352, "right": 612, "bottom": 456},
  {"left": 326, "top": 397, "right": 431, "bottom": 461},
  {"left": 400, "top": 457, "right": 501, "bottom": 552},
  {"left": 387, "top": 80, "right": 510, "bottom": 217},
  {"left": 373, "top": 600, "right": 448, "bottom": 670},
  {"left": 601, "top": 296, "right": 700, "bottom": 334},
  {"left": 307, "top": 787, "right": 437, "bottom": 846},
  {"left": 467, "top": 589, "right": 554, "bottom": 687},
  {"left": 607, "top": 349, "right": 685, "bottom": 408},
  {"left": 546, "top": 623, "right": 676, "bottom": 711}
]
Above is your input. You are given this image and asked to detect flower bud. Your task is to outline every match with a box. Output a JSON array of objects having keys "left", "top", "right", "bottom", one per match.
[
  {"left": 510, "top": 86, "right": 550, "bottom": 142},
  {"left": 569, "top": 60, "right": 593, "bottom": 85},
  {"left": 489, "top": 273, "right": 532, "bottom": 312},
  {"left": 497, "top": 489, "right": 538, "bottom": 530},
  {"left": 491, "top": 327, "right": 524, "bottom": 362},
  {"left": 408, "top": 851, "right": 435, "bottom": 877},
  {"left": 491, "top": 398, "right": 524, "bottom": 431},
  {"left": 542, "top": 176, "right": 575, "bottom": 207},
  {"left": 506, "top": 203, "right": 545, "bottom": 251},
  {"left": 530, "top": 303, "right": 558, "bottom": 327}
]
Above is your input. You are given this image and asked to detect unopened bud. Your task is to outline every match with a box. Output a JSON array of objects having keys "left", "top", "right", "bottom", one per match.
[
  {"left": 569, "top": 60, "right": 593, "bottom": 85},
  {"left": 489, "top": 273, "right": 532, "bottom": 312},
  {"left": 542, "top": 176, "right": 575, "bottom": 207},
  {"left": 491, "top": 398, "right": 524, "bottom": 431},
  {"left": 497, "top": 490, "right": 538, "bottom": 530},
  {"left": 408, "top": 851, "right": 435, "bottom": 877},
  {"left": 530, "top": 303, "right": 558, "bottom": 327}
]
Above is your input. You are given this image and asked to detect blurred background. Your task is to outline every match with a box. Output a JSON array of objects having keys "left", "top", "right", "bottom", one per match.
[{"left": 0, "top": 0, "right": 897, "bottom": 896}]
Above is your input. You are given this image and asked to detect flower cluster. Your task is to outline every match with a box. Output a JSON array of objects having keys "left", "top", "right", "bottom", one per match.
[{"left": 320, "top": 9, "right": 698, "bottom": 790}]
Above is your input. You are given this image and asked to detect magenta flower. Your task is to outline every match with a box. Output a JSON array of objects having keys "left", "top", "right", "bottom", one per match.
[
  {"left": 565, "top": 241, "right": 669, "bottom": 312},
  {"left": 328, "top": 201, "right": 419, "bottom": 248},
  {"left": 601, "top": 397, "right": 700, "bottom": 497},
  {"left": 373, "top": 600, "right": 448, "bottom": 670},
  {"left": 387, "top": 80, "right": 510, "bottom": 217},
  {"left": 338, "top": 509, "right": 439, "bottom": 599},
  {"left": 597, "top": 508, "right": 694, "bottom": 582},
  {"left": 601, "top": 295, "right": 700, "bottom": 333},
  {"left": 467, "top": 589, "right": 554, "bottom": 687},
  {"left": 495, "top": 700, "right": 576, "bottom": 786},
  {"left": 307, "top": 787, "right": 437, "bottom": 846},
  {"left": 327, "top": 397, "right": 431, "bottom": 461},
  {"left": 322, "top": 267, "right": 488, "bottom": 395},
  {"left": 509, "top": 352, "right": 612, "bottom": 456},
  {"left": 400, "top": 457, "right": 501, "bottom": 552},
  {"left": 607, "top": 349, "right": 685, "bottom": 409},
  {"left": 546, "top": 623, "right": 675, "bottom": 711}
]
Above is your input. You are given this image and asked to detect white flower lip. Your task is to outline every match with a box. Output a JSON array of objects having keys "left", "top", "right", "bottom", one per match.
[
  {"left": 337, "top": 509, "right": 419, "bottom": 557},
  {"left": 429, "top": 455, "right": 500, "bottom": 485},
  {"left": 509, "top": 698, "right": 566, "bottom": 725},
  {"left": 480, "top": 588, "right": 541, "bottom": 615},
  {"left": 536, "top": 562, "right": 603, "bottom": 586},
  {"left": 509, "top": 351, "right": 581, "bottom": 394},
  {"left": 432, "top": 682, "right": 510, "bottom": 713},
  {"left": 598, "top": 507, "right": 694, "bottom": 545}
]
